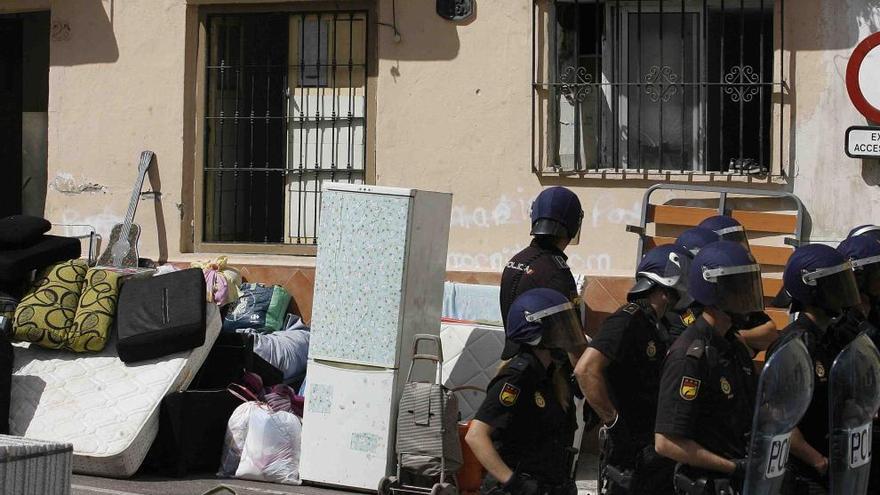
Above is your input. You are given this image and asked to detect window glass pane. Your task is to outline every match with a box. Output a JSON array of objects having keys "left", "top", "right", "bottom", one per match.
[
  {"left": 203, "top": 11, "right": 368, "bottom": 245},
  {"left": 205, "top": 15, "right": 288, "bottom": 243},
  {"left": 546, "top": 0, "right": 777, "bottom": 174}
]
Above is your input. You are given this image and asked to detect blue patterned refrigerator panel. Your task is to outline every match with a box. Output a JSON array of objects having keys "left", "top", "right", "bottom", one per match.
[{"left": 309, "top": 188, "right": 412, "bottom": 368}]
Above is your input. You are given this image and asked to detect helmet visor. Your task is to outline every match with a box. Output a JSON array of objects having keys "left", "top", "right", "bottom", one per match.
[
  {"left": 851, "top": 225, "right": 880, "bottom": 241},
  {"left": 568, "top": 214, "right": 583, "bottom": 246},
  {"left": 803, "top": 261, "right": 861, "bottom": 311},
  {"left": 851, "top": 254, "right": 880, "bottom": 296},
  {"left": 715, "top": 225, "right": 750, "bottom": 250},
  {"left": 703, "top": 263, "right": 765, "bottom": 314},
  {"left": 525, "top": 302, "right": 587, "bottom": 351}
]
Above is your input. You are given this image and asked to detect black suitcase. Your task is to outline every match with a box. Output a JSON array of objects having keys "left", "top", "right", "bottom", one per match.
[
  {"left": 192, "top": 332, "right": 283, "bottom": 389},
  {"left": 116, "top": 268, "right": 207, "bottom": 363},
  {"left": 143, "top": 388, "right": 241, "bottom": 477}
]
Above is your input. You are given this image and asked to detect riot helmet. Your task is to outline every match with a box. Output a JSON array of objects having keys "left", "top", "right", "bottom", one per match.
[
  {"left": 837, "top": 235, "right": 880, "bottom": 299},
  {"left": 675, "top": 226, "right": 720, "bottom": 256},
  {"left": 782, "top": 244, "right": 861, "bottom": 314},
  {"left": 530, "top": 187, "right": 584, "bottom": 245},
  {"left": 628, "top": 244, "right": 693, "bottom": 309},
  {"left": 689, "top": 240, "right": 765, "bottom": 315},
  {"left": 699, "top": 215, "right": 750, "bottom": 250},
  {"left": 506, "top": 288, "right": 587, "bottom": 352},
  {"left": 847, "top": 224, "right": 880, "bottom": 242}
]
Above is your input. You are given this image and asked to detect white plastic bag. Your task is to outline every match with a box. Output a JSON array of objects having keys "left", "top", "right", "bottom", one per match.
[
  {"left": 217, "top": 401, "right": 260, "bottom": 477},
  {"left": 234, "top": 406, "right": 303, "bottom": 485}
]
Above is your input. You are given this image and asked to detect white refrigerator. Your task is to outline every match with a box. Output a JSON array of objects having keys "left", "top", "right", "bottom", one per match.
[{"left": 300, "top": 183, "right": 452, "bottom": 490}]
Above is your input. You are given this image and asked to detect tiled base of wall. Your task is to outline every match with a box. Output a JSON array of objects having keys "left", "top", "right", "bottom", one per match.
[{"left": 181, "top": 263, "right": 631, "bottom": 329}]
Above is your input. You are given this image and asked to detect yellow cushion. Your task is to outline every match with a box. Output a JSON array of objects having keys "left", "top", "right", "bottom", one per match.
[
  {"left": 13, "top": 259, "right": 88, "bottom": 348},
  {"left": 12, "top": 260, "right": 121, "bottom": 352},
  {"left": 67, "top": 268, "right": 122, "bottom": 352}
]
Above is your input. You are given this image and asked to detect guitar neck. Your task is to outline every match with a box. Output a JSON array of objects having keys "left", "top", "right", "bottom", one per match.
[{"left": 120, "top": 156, "right": 152, "bottom": 238}]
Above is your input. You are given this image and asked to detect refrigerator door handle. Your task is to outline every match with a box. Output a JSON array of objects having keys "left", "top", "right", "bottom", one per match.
[{"left": 406, "top": 334, "right": 444, "bottom": 384}]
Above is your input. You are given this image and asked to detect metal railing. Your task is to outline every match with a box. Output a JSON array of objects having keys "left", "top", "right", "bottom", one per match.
[{"left": 532, "top": 0, "right": 786, "bottom": 176}]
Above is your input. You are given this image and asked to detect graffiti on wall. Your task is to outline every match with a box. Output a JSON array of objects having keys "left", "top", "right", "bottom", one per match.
[{"left": 447, "top": 189, "right": 642, "bottom": 272}]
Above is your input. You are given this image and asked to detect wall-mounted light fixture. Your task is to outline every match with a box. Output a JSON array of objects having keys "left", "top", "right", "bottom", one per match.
[{"left": 436, "top": 0, "right": 474, "bottom": 22}]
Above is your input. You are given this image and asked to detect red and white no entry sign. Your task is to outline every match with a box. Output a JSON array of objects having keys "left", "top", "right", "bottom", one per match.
[{"left": 847, "top": 32, "right": 880, "bottom": 123}]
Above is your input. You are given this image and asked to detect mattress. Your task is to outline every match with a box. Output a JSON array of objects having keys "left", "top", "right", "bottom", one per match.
[
  {"left": 439, "top": 322, "right": 505, "bottom": 420},
  {"left": 8, "top": 304, "right": 221, "bottom": 478},
  {"left": 441, "top": 282, "right": 503, "bottom": 325}
]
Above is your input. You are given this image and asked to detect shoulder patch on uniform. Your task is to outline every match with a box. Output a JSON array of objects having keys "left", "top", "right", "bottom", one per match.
[
  {"left": 681, "top": 309, "right": 697, "bottom": 327},
  {"left": 499, "top": 383, "right": 520, "bottom": 407},
  {"left": 552, "top": 255, "right": 570, "bottom": 270},
  {"left": 686, "top": 340, "right": 705, "bottom": 359},
  {"left": 679, "top": 376, "right": 701, "bottom": 401},
  {"left": 621, "top": 303, "right": 641, "bottom": 315}
]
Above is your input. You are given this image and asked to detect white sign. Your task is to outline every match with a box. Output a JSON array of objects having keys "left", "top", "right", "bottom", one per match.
[
  {"left": 846, "top": 127, "right": 880, "bottom": 158},
  {"left": 765, "top": 433, "right": 792, "bottom": 479},
  {"left": 848, "top": 422, "right": 873, "bottom": 469}
]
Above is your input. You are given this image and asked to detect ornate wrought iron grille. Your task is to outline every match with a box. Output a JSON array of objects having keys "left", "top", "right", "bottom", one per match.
[
  {"left": 204, "top": 12, "right": 367, "bottom": 245},
  {"left": 532, "top": 0, "right": 786, "bottom": 175}
]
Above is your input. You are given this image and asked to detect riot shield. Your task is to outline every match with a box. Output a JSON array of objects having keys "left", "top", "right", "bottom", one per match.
[
  {"left": 742, "top": 339, "right": 814, "bottom": 495},
  {"left": 829, "top": 329, "right": 880, "bottom": 495}
]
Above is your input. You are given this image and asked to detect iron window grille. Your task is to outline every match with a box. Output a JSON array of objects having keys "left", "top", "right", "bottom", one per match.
[
  {"left": 203, "top": 11, "right": 368, "bottom": 246},
  {"left": 532, "top": 0, "right": 787, "bottom": 176}
]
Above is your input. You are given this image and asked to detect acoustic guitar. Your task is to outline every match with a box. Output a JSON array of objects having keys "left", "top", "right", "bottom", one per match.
[{"left": 97, "top": 151, "right": 154, "bottom": 268}]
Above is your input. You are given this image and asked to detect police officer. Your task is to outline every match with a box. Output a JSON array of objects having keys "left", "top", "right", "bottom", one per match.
[
  {"left": 500, "top": 187, "right": 584, "bottom": 361},
  {"left": 654, "top": 241, "right": 761, "bottom": 494},
  {"left": 467, "top": 288, "right": 587, "bottom": 495},
  {"left": 831, "top": 234, "right": 880, "bottom": 345},
  {"left": 665, "top": 227, "right": 721, "bottom": 339},
  {"left": 575, "top": 245, "right": 690, "bottom": 495},
  {"left": 766, "top": 244, "right": 863, "bottom": 494},
  {"left": 695, "top": 216, "right": 778, "bottom": 351},
  {"left": 832, "top": 234, "right": 880, "bottom": 493}
]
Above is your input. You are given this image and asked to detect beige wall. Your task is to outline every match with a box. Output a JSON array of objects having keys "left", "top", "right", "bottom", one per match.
[{"left": 8, "top": 0, "right": 880, "bottom": 277}]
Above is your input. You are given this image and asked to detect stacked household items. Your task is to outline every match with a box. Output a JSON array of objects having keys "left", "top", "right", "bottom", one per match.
[
  {"left": 8, "top": 265, "right": 220, "bottom": 477},
  {"left": 0, "top": 215, "right": 82, "bottom": 436},
  {"left": 144, "top": 261, "right": 311, "bottom": 479}
]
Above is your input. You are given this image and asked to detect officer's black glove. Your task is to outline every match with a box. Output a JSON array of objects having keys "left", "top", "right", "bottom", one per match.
[
  {"left": 503, "top": 471, "right": 541, "bottom": 495},
  {"left": 730, "top": 458, "right": 748, "bottom": 484}
]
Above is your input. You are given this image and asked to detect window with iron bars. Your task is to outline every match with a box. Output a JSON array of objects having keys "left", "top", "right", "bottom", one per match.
[
  {"left": 202, "top": 11, "right": 367, "bottom": 247},
  {"left": 532, "top": 0, "right": 786, "bottom": 176}
]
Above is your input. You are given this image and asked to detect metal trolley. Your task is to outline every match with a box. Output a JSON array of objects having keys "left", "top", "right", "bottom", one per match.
[{"left": 379, "top": 335, "right": 462, "bottom": 495}]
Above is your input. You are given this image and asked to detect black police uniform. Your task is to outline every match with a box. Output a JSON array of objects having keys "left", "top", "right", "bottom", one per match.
[
  {"left": 767, "top": 313, "right": 846, "bottom": 492},
  {"left": 500, "top": 238, "right": 579, "bottom": 358},
  {"left": 655, "top": 317, "right": 757, "bottom": 489},
  {"left": 591, "top": 301, "right": 675, "bottom": 494},
  {"left": 665, "top": 305, "right": 771, "bottom": 343},
  {"left": 474, "top": 351, "right": 577, "bottom": 494}
]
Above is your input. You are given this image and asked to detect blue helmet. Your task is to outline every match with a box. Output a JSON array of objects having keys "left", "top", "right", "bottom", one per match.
[
  {"left": 783, "top": 244, "right": 860, "bottom": 312},
  {"left": 837, "top": 235, "right": 880, "bottom": 295},
  {"left": 847, "top": 224, "right": 880, "bottom": 242},
  {"left": 675, "top": 227, "right": 720, "bottom": 256},
  {"left": 688, "top": 240, "right": 764, "bottom": 315},
  {"left": 699, "top": 215, "right": 749, "bottom": 249},
  {"left": 530, "top": 187, "right": 584, "bottom": 244},
  {"left": 628, "top": 244, "right": 693, "bottom": 306},
  {"left": 506, "top": 288, "right": 586, "bottom": 351}
]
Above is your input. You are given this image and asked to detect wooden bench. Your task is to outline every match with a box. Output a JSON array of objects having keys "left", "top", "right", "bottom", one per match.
[{"left": 631, "top": 185, "right": 806, "bottom": 366}]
